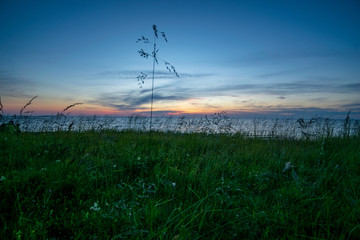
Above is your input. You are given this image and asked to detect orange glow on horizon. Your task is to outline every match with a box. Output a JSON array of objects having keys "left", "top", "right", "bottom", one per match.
[{"left": 2, "top": 95, "right": 351, "bottom": 118}]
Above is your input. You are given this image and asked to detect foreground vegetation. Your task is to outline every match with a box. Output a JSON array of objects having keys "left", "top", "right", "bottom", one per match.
[{"left": 1, "top": 129, "right": 359, "bottom": 239}]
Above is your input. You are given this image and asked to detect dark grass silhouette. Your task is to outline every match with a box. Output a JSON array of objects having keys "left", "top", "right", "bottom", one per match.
[
  {"left": 0, "top": 96, "right": 3, "bottom": 119},
  {"left": 137, "top": 24, "right": 179, "bottom": 131},
  {"left": 1, "top": 129, "right": 359, "bottom": 239}
]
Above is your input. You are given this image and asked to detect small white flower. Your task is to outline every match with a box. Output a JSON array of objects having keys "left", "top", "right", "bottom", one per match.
[
  {"left": 113, "top": 164, "right": 117, "bottom": 168},
  {"left": 282, "top": 162, "right": 294, "bottom": 172},
  {"left": 0, "top": 176, "right": 6, "bottom": 182},
  {"left": 90, "top": 201, "right": 101, "bottom": 211},
  {"left": 56, "top": 160, "right": 61, "bottom": 163},
  {"left": 137, "top": 157, "right": 141, "bottom": 161},
  {"left": 41, "top": 168, "right": 47, "bottom": 171},
  {"left": 171, "top": 182, "right": 176, "bottom": 187}
]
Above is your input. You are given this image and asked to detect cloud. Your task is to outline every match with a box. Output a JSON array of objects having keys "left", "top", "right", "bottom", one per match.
[
  {"left": 123, "top": 94, "right": 187, "bottom": 108},
  {"left": 200, "top": 81, "right": 360, "bottom": 96},
  {"left": 81, "top": 70, "right": 215, "bottom": 88},
  {"left": 311, "top": 76, "right": 344, "bottom": 83},
  {"left": 257, "top": 67, "right": 309, "bottom": 79},
  {"left": 94, "top": 70, "right": 214, "bottom": 80},
  {"left": 339, "top": 83, "right": 360, "bottom": 92},
  {"left": 0, "top": 71, "right": 35, "bottom": 98},
  {"left": 340, "top": 102, "right": 360, "bottom": 111},
  {"left": 134, "top": 110, "right": 184, "bottom": 115},
  {"left": 128, "top": 78, "right": 360, "bottom": 104},
  {"left": 85, "top": 73, "right": 360, "bottom": 117},
  {"left": 231, "top": 49, "right": 360, "bottom": 66},
  {"left": 341, "top": 102, "right": 360, "bottom": 108},
  {"left": 88, "top": 91, "right": 190, "bottom": 111}
]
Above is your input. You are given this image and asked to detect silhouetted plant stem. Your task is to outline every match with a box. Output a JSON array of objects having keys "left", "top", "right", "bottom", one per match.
[
  {"left": 0, "top": 96, "right": 3, "bottom": 119},
  {"left": 137, "top": 24, "right": 179, "bottom": 132},
  {"left": 19, "top": 96, "right": 38, "bottom": 116},
  {"left": 150, "top": 35, "right": 156, "bottom": 131}
]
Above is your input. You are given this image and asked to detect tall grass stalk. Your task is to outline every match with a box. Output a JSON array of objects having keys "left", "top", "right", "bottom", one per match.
[
  {"left": 137, "top": 24, "right": 179, "bottom": 131},
  {"left": 19, "top": 96, "right": 38, "bottom": 116},
  {"left": 0, "top": 96, "right": 3, "bottom": 119}
]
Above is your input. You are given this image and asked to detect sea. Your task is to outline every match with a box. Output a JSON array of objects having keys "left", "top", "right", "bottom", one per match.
[{"left": 1, "top": 114, "right": 359, "bottom": 139}]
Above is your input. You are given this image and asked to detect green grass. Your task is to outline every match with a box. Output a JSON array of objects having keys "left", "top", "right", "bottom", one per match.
[{"left": 1, "top": 130, "right": 359, "bottom": 239}]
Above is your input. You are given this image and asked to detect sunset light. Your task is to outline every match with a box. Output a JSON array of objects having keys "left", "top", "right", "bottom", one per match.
[
  {"left": 1, "top": 1, "right": 360, "bottom": 238},
  {"left": 1, "top": 1, "right": 359, "bottom": 119}
]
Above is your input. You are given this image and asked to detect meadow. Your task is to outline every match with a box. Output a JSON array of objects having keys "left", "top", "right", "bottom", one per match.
[{"left": 1, "top": 117, "right": 359, "bottom": 239}]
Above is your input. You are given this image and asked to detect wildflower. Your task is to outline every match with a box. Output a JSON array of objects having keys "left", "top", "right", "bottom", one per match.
[
  {"left": 41, "top": 168, "right": 47, "bottom": 171},
  {"left": 113, "top": 164, "right": 117, "bottom": 168},
  {"left": 56, "top": 160, "right": 61, "bottom": 163},
  {"left": 0, "top": 176, "right": 5, "bottom": 182},
  {"left": 90, "top": 201, "right": 101, "bottom": 211},
  {"left": 171, "top": 182, "right": 176, "bottom": 187}
]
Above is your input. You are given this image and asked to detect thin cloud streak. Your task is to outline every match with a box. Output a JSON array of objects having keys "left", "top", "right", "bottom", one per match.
[
  {"left": 230, "top": 49, "right": 360, "bottom": 66},
  {"left": 0, "top": 71, "right": 35, "bottom": 98},
  {"left": 88, "top": 91, "right": 190, "bottom": 111},
  {"left": 196, "top": 81, "right": 360, "bottom": 96},
  {"left": 86, "top": 79, "right": 360, "bottom": 114},
  {"left": 257, "top": 67, "right": 310, "bottom": 79},
  {"left": 93, "top": 70, "right": 215, "bottom": 80},
  {"left": 340, "top": 102, "right": 360, "bottom": 111}
]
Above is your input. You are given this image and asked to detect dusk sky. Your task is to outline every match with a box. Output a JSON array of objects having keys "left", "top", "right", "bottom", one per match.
[{"left": 1, "top": 0, "right": 359, "bottom": 118}]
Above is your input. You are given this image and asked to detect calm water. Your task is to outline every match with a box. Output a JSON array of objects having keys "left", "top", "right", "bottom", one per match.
[{"left": 1, "top": 115, "right": 358, "bottom": 139}]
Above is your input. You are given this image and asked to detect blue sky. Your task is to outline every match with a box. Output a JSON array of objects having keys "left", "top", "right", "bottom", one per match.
[{"left": 1, "top": 0, "right": 359, "bottom": 118}]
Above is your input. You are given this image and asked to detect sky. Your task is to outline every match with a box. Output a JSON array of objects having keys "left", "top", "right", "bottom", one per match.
[{"left": 1, "top": 0, "right": 360, "bottom": 119}]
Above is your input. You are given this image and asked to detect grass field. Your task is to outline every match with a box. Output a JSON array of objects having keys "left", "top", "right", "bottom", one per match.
[{"left": 1, "top": 129, "right": 359, "bottom": 239}]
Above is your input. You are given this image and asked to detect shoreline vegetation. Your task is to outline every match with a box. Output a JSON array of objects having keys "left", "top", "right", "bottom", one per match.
[
  {"left": 1, "top": 96, "right": 359, "bottom": 138},
  {"left": 1, "top": 100, "right": 359, "bottom": 239},
  {"left": 1, "top": 112, "right": 360, "bottom": 139}
]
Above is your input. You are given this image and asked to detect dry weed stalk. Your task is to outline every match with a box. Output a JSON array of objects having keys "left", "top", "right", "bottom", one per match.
[
  {"left": 137, "top": 24, "right": 179, "bottom": 131},
  {"left": 19, "top": 96, "right": 38, "bottom": 116},
  {"left": 57, "top": 103, "right": 83, "bottom": 118},
  {"left": 62, "top": 103, "right": 83, "bottom": 114},
  {"left": 343, "top": 110, "right": 351, "bottom": 137},
  {"left": 0, "top": 96, "right": 3, "bottom": 119}
]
